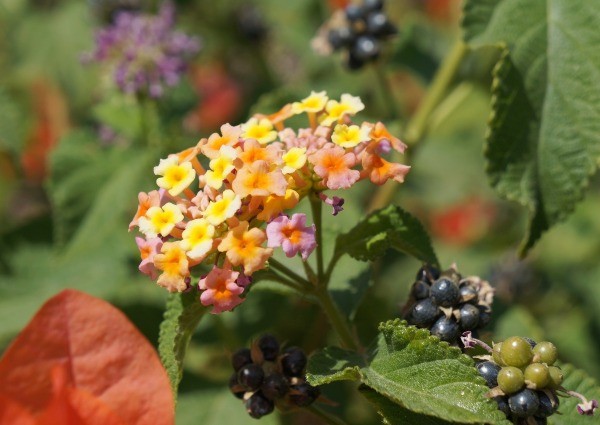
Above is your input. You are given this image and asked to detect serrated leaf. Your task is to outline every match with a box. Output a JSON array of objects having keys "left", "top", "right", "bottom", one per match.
[
  {"left": 549, "top": 363, "right": 600, "bottom": 425},
  {"left": 158, "top": 292, "right": 207, "bottom": 401},
  {"left": 335, "top": 205, "right": 438, "bottom": 266},
  {"left": 306, "top": 346, "right": 365, "bottom": 386},
  {"left": 360, "top": 386, "right": 456, "bottom": 425},
  {"left": 462, "top": 0, "right": 600, "bottom": 256}
]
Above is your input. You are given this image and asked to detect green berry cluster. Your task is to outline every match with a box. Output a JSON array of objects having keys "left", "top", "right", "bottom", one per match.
[{"left": 479, "top": 337, "right": 563, "bottom": 424}]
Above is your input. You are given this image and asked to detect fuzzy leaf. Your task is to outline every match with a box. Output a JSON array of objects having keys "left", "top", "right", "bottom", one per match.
[
  {"left": 335, "top": 205, "right": 439, "bottom": 266},
  {"left": 0, "top": 290, "right": 174, "bottom": 425},
  {"left": 462, "top": 0, "right": 600, "bottom": 256},
  {"left": 306, "top": 346, "right": 364, "bottom": 386},
  {"left": 158, "top": 292, "right": 207, "bottom": 400},
  {"left": 360, "top": 386, "right": 456, "bottom": 425},
  {"left": 549, "top": 363, "right": 600, "bottom": 425}
]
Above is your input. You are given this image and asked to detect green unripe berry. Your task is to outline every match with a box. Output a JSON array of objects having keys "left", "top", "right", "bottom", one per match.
[
  {"left": 548, "top": 366, "right": 564, "bottom": 389},
  {"left": 500, "top": 337, "right": 533, "bottom": 368},
  {"left": 497, "top": 366, "right": 525, "bottom": 394},
  {"left": 533, "top": 341, "right": 558, "bottom": 365},
  {"left": 524, "top": 363, "right": 550, "bottom": 389},
  {"left": 492, "top": 342, "right": 506, "bottom": 366}
]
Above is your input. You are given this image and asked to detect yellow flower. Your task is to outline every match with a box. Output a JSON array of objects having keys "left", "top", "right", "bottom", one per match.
[
  {"left": 256, "top": 189, "right": 300, "bottom": 222},
  {"left": 138, "top": 203, "right": 184, "bottom": 238},
  {"left": 281, "top": 147, "right": 307, "bottom": 174},
  {"left": 291, "top": 91, "right": 328, "bottom": 114},
  {"left": 320, "top": 94, "right": 365, "bottom": 126},
  {"left": 180, "top": 218, "right": 215, "bottom": 260},
  {"left": 331, "top": 124, "right": 371, "bottom": 148},
  {"left": 154, "top": 156, "right": 196, "bottom": 196},
  {"left": 203, "top": 189, "right": 242, "bottom": 226},
  {"left": 241, "top": 118, "right": 277, "bottom": 144},
  {"left": 205, "top": 145, "right": 237, "bottom": 189},
  {"left": 218, "top": 221, "right": 272, "bottom": 274},
  {"left": 154, "top": 242, "right": 189, "bottom": 292}
]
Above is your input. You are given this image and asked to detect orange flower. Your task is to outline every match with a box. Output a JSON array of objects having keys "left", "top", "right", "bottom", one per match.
[
  {"left": 128, "top": 191, "right": 162, "bottom": 231},
  {"left": 309, "top": 146, "right": 360, "bottom": 190},
  {"left": 154, "top": 242, "right": 189, "bottom": 292},
  {"left": 232, "top": 160, "right": 287, "bottom": 198},
  {"left": 361, "top": 151, "right": 411, "bottom": 185},
  {"left": 218, "top": 221, "right": 273, "bottom": 274},
  {"left": 200, "top": 123, "right": 242, "bottom": 159}
]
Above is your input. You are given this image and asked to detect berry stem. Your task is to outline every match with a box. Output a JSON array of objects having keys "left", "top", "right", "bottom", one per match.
[
  {"left": 305, "top": 405, "right": 350, "bottom": 425},
  {"left": 315, "top": 286, "right": 359, "bottom": 351},
  {"left": 372, "top": 64, "right": 400, "bottom": 120}
]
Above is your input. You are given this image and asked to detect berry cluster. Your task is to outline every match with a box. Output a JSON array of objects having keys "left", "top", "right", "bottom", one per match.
[
  {"left": 327, "top": 0, "right": 397, "bottom": 70},
  {"left": 228, "top": 335, "right": 320, "bottom": 419},
  {"left": 476, "top": 337, "right": 563, "bottom": 424},
  {"left": 404, "top": 264, "right": 494, "bottom": 345}
]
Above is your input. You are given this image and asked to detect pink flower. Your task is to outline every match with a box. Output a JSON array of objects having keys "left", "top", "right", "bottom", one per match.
[
  {"left": 198, "top": 266, "right": 244, "bottom": 314},
  {"left": 309, "top": 146, "right": 360, "bottom": 190},
  {"left": 266, "top": 214, "right": 317, "bottom": 260},
  {"left": 135, "top": 237, "right": 163, "bottom": 280}
]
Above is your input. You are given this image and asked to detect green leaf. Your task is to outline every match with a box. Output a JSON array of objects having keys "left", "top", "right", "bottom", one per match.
[
  {"left": 306, "top": 346, "right": 365, "bottom": 386},
  {"left": 549, "top": 364, "right": 600, "bottom": 425},
  {"left": 335, "top": 205, "right": 439, "bottom": 266},
  {"left": 462, "top": 0, "right": 600, "bottom": 256},
  {"left": 360, "top": 386, "right": 456, "bottom": 425},
  {"left": 159, "top": 292, "right": 208, "bottom": 401},
  {"left": 329, "top": 260, "right": 372, "bottom": 320},
  {"left": 92, "top": 94, "right": 142, "bottom": 139},
  {"left": 0, "top": 87, "right": 26, "bottom": 153}
]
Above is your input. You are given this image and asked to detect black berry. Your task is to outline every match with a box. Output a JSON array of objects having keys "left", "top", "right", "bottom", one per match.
[
  {"left": 228, "top": 373, "right": 245, "bottom": 399},
  {"left": 345, "top": 4, "right": 365, "bottom": 21},
  {"left": 366, "top": 12, "right": 396, "bottom": 36},
  {"left": 478, "top": 306, "right": 492, "bottom": 328},
  {"left": 536, "top": 391, "right": 559, "bottom": 418},
  {"left": 508, "top": 389, "right": 540, "bottom": 418},
  {"left": 409, "top": 298, "right": 440, "bottom": 327},
  {"left": 258, "top": 334, "right": 280, "bottom": 361},
  {"left": 416, "top": 264, "right": 440, "bottom": 282},
  {"left": 245, "top": 392, "right": 274, "bottom": 419},
  {"left": 459, "top": 303, "right": 480, "bottom": 330},
  {"left": 429, "top": 316, "right": 459, "bottom": 342},
  {"left": 261, "top": 373, "right": 289, "bottom": 400},
  {"left": 238, "top": 363, "right": 264, "bottom": 391},
  {"left": 493, "top": 396, "right": 511, "bottom": 417},
  {"left": 328, "top": 27, "right": 355, "bottom": 50},
  {"left": 231, "top": 348, "right": 252, "bottom": 372},
  {"left": 430, "top": 278, "right": 460, "bottom": 307},
  {"left": 476, "top": 361, "right": 501, "bottom": 388},
  {"left": 281, "top": 347, "right": 307, "bottom": 377},
  {"left": 459, "top": 285, "right": 478, "bottom": 303},
  {"left": 363, "top": 0, "right": 384, "bottom": 12},
  {"left": 289, "top": 383, "right": 320, "bottom": 407},
  {"left": 412, "top": 280, "right": 430, "bottom": 300},
  {"left": 352, "top": 35, "right": 380, "bottom": 61}
]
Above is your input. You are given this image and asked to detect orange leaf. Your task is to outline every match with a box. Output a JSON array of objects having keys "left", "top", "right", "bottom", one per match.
[{"left": 0, "top": 290, "right": 174, "bottom": 425}]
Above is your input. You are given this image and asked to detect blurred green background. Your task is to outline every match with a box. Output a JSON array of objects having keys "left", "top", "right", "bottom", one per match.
[{"left": 1, "top": 0, "right": 599, "bottom": 423}]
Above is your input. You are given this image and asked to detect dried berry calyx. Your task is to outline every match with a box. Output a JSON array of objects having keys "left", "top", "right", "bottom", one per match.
[
  {"left": 228, "top": 334, "right": 320, "bottom": 418},
  {"left": 404, "top": 264, "right": 494, "bottom": 346}
]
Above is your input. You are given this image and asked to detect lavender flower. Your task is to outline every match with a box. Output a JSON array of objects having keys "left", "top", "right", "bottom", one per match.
[{"left": 84, "top": 2, "right": 200, "bottom": 98}]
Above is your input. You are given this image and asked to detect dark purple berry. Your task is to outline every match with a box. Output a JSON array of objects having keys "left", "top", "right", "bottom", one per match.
[
  {"left": 352, "top": 35, "right": 380, "bottom": 61},
  {"left": 459, "top": 285, "right": 478, "bottom": 303},
  {"left": 430, "top": 316, "right": 460, "bottom": 342},
  {"left": 535, "top": 391, "right": 559, "bottom": 418},
  {"left": 289, "top": 383, "right": 320, "bottom": 407},
  {"left": 345, "top": 4, "right": 365, "bottom": 21},
  {"left": 532, "top": 417, "right": 547, "bottom": 425},
  {"left": 346, "top": 51, "right": 364, "bottom": 70},
  {"left": 328, "top": 27, "right": 355, "bottom": 50},
  {"left": 232, "top": 348, "right": 252, "bottom": 372},
  {"left": 412, "top": 280, "right": 430, "bottom": 300},
  {"left": 229, "top": 373, "right": 245, "bottom": 399},
  {"left": 478, "top": 305, "right": 492, "bottom": 327},
  {"left": 363, "top": 0, "right": 384, "bottom": 12},
  {"left": 261, "top": 373, "right": 289, "bottom": 400},
  {"left": 258, "top": 334, "right": 280, "bottom": 361},
  {"left": 245, "top": 392, "right": 274, "bottom": 419},
  {"left": 366, "top": 12, "right": 396, "bottom": 37},
  {"left": 416, "top": 264, "right": 440, "bottom": 282},
  {"left": 459, "top": 303, "right": 480, "bottom": 330},
  {"left": 281, "top": 347, "right": 307, "bottom": 377},
  {"left": 476, "top": 361, "right": 501, "bottom": 388},
  {"left": 493, "top": 396, "right": 511, "bottom": 417},
  {"left": 508, "top": 389, "right": 540, "bottom": 418},
  {"left": 430, "top": 278, "right": 460, "bottom": 307},
  {"left": 409, "top": 298, "right": 439, "bottom": 327},
  {"left": 238, "top": 363, "right": 264, "bottom": 391}
]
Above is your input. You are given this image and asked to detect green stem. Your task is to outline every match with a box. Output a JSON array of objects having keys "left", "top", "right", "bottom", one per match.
[
  {"left": 268, "top": 258, "right": 312, "bottom": 288},
  {"left": 315, "top": 286, "right": 358, "bottom": 351},
  {"left": 310, "top": 196, "right": 325, "bottom": 286},
  {"left": 373, "top": 64, "right": 401, "bottom": 120},
  {"left": 302, "top": 260, "right": 318, "bottom": 285},
  {"left": 404, "top": 40, "right": 469, "bottom": 146},
  {"left": 266, "top": 271, "right": 308, "bottom": 294},
  {"left": 305, "top": 405, "right": 350, "bottom": 425}
]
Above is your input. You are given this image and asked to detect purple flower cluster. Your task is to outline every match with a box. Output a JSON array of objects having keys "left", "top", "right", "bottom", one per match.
[{"left": 85, "top": 2, "right": 200, "bottom": 98}]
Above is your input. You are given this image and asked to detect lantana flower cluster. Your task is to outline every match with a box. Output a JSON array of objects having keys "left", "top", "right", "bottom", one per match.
[
  {"left": 130, "top": 91, "right": 410, "bottom": 313},
  {"left": 84, "top": 2, "right": 200, "bottom": 98}
]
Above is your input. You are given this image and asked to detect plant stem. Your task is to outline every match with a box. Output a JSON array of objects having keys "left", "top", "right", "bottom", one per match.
[
  {"left": 310, "top": 196, "right": 325, "bottom": 285},
  {"left": 266, "top": 271, "right": 308, "bottom": 293},
  {"left": 404, "top": 40, "right": 469, "bottom": 146},
  {"left": 315, "top": 286, "right": 359, "bottom": 351},
  {"left": 268, "top": 257, "right": 312, "bottom": 288},
  {"left": 372, "top": 64, "right": 401, "bottom": 120},
  {"left": 305, "top": 405, "right": 350, "bottom": 425}
]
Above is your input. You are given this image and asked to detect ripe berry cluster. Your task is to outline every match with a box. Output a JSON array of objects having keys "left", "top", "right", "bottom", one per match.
[
  {"left": 228, "top": 334, "right": 320, "bottom": 419},
  {"left": 478, "top": 337, "right": 562, "bottom": 424},
  {"left": 404, "top": 264, "right": 494, "bottom": 346},
  {"left": 327, "top": 0, "right": 397, "bottom": 70}
]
